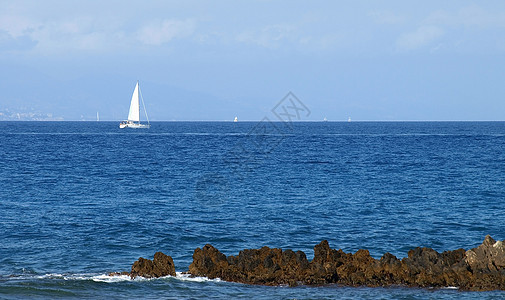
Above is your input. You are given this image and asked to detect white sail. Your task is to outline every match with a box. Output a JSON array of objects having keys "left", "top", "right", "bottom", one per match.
[
  {"left": 120, "top": 81, "right": 150, "bottom": 129},
  {"left": 127, "top": 82, "right": 140, "bottom": 122}
]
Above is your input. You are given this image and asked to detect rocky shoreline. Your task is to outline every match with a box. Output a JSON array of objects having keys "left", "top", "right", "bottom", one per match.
[{"left": 119, "top": 235, "right": 505, "bottom": 291}]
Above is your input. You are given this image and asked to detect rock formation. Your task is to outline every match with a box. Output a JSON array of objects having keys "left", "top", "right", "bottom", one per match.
[
  {"left": 124, "top": 235, "right": 505, "bottom": 291},
  {"left": 130, "top": 251, "right": 176, "bottom": 278},
  {"left": 187, "top": 235, "right": 505, "bottom": 291},
  {"left": 189, "top": 244, "right": 311, "bottom": 286}
]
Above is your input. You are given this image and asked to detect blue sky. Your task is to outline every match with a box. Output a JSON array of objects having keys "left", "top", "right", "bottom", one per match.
[{"left": 1, "top": 0, "right": 505, "bottom": 121}]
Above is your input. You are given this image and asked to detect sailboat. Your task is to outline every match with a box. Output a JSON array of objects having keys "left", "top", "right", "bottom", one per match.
[{"left": 119, "top": 81, "right": 150, "bottom": 129}]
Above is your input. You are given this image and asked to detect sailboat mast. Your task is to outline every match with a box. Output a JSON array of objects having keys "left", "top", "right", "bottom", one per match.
[
  {"left": 137, "top": 81, "right": 140, "bottom": 124},
  {"left": 139, "top": 82, "right": 150, "bottom": 125}
]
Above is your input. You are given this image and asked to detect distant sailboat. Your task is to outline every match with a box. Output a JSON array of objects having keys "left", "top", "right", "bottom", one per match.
[
  {"left": 119, "top": 81, "right": 150, "bottom": 129},
  {"left": 234, "top": 116, "right": 238, "bottom": 122},
  {"left": 323, "top": 117, "right": 327, "bottom": 122},
  {"left": 96, "top": 111, "right": 99, "bottom": 122},
  {"left": 348, "top": 117, "right": 351, "bottom": 122}
]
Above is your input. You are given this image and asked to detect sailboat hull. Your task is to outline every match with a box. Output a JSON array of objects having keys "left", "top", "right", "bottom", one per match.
[{"left": 119, "top": 121, "right": 150, "bottom": 129}]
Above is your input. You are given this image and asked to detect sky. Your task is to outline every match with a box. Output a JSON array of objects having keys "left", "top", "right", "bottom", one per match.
[{"left": 1, "top": 0, "right": 505, "bottom": 121}]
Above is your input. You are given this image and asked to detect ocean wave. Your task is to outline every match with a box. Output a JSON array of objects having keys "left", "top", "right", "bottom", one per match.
[
  {"left": 2, "top": 272, "right": 221, "bottom": 284},
  {"left": 174, "top": 272, "right": 221, "bottom": 283}
]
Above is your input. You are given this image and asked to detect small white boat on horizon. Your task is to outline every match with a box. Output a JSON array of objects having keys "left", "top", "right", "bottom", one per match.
[
  {"left": 234, "top": 116, "right": 238, "bottom": 122},
  {"left": 120, "top": 81, "right": 150, "bottom": 129}
]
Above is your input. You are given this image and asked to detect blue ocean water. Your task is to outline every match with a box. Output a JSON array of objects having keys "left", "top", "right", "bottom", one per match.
[{"left": 1, "top": 121, "right": 504, "bottom": 299}]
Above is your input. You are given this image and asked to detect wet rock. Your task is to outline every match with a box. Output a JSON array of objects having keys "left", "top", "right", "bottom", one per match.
[
  {"left": 465, "top": 235, "right": 505, "bottom": 273},
  {"left": 375, "top": 252, "right": 403, "bottom": 285},
  {"left": 126, "top": 235, "right": 505, "bottom": 291},
  {"left": 309, "top": 240, "right": 347, "bottom": 284},
  {"left": 399, "top": 247, "right": 467, "bottom": 287},
  {"left": 130, "top": 252, "right": 176, "bottom": 278},
  {"left": 188, "top": 244, "right": 229, "bottom": 280},
  {"left": 463, "top": 235, "right": 505, "bottom": 291},
  {"left": 189, "top": 244, "right": 311, "bottom": 286},
  {"left": 186, "top": 236, "right": 505, "bottom": 290}
]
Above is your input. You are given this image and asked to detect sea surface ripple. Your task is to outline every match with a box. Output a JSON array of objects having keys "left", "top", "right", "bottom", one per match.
[{"left": 1, "top": 121, "right": 504, "bottom": 299}]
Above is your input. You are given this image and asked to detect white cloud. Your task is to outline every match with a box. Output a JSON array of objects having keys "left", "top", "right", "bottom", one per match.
[
  {"left": 28, "top": 18, "right": 122, "bottom": 53},
  {"left": 0, "top": 13, "right": 198, "bottom": 54},
  {"left": 393, "top": 5, "right": 505, "bottom": 53},
  {"left": 0, "top": 15, "right": 38, "bottom": 37},
  {"left": 396, "top": 26, "right": 444, "bottom": 51},
  {"left": 236, "top": 24, "right": 296, "bottom": 48},
  {"left": 425, "top": 5, "right": 505, "bottom": 28},
  {"left": 136, "top": 19, "right": 195, "bottom": 46}
]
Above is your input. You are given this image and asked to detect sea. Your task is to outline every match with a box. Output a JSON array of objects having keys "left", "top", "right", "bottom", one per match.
[{"left": 1, "top": 121, "right": 504, "bottom": 299}]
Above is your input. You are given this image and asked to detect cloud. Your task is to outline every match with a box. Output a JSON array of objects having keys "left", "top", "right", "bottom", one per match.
[
  {"left": 0, "top": 6, "right": 198, "bottom": 54},
  {"left": 393, "top": 5, "right": 505, "bottom": 53},
  {"left": 0, "top": 30, "right": 37, "bottom": 51},
  {"left": 0, "top": 15, "right": 37, "bottom": 37},
  {"left": 425, "top": 5, "right": 505, "bottom": 28},
  {"left": 236, "top": 24, "right": 296, "bottom": 48},
  {"left": 26, "top": 18, "right": 124, "bottom": 53},
  {"left": 396, "top": 25, "right": 444, "bottom": 51},
  {"left": 136, "top": 19, "right": 196, "bottom": 46}
]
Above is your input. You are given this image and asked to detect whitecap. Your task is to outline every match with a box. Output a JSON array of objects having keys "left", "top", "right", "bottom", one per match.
[
  {"left": 90, "top": 274, "right": 133, "bottom": 282},
  {"left": 5, "top": 271, "right": 223, "bottom": 284},
  {"left": 35, "top": 273, "right": 65, "bottom": 279},
  {"left": 175, "top": 272, "right": 221, "bottom": 283}
]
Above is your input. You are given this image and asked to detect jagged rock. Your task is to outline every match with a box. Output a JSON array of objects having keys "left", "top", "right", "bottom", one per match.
[
  {"left": 375, "top": 252, "right": 403, "bottom": 285},
  {"left": 400, "top": 247, "right": 467, "bottom": 287},
  {"left": 186, "top": 236, "right": 505, "bottom": 291},
  {"left": 189, "top": 244, "right": 311, "bottom": 286},
  {"left": 335, "top": 249, "right": 377, "bottom": 286},
  {"left": 130, "top": 252, "right": 176, "bottom": 278},
  {"left": 126, "top": 235, "right": 505, "bottom": 291},
  {"left": 465, "top": 235, "right": 505, "bottom": 273},
  {"left": 309, "top": 240, "right": 346, "bottom": 284},
  {"left": 463, "top": 235, "right": 505, "bottom": 291},
  {"left": 188, "top": 244, "right": 229, "bottom": 279}
]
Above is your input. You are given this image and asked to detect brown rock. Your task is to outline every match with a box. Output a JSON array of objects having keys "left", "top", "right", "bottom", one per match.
[
  {"left": 463, "top": 235, "right": 505, "bottom": 291},
  {"left": 130, "top": 251, "right": 176, "bottom": 278},
  {"left": 309, "top": 240, "right": 348, "bottom": 284},
  {"left": 188, "top": 244, "right": 229, "bottom": 280},
  {"left": 127, "top": 235, "right": 505, "bottom": 291},
  {"left": 189, "top": 244, "right": 312, "bottom": 286},
  {"left": 465, "top": 235, "right": 505, "bottom": 273}
]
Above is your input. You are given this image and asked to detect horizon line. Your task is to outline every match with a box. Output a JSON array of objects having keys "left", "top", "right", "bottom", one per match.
[{"left": 0, "top": 119, "right": 505, "bottom": 123}]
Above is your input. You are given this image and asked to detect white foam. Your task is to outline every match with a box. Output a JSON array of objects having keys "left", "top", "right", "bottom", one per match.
[
  {"left": 175, "top": 272, "right": 221, "bottom": 283},
  {"left": 91, "top": 274, "right": 133, "bottom": 282},
  {"left": 7, "top": 272, "right": 222, "bottom": 284},
  {"left": 79, "top": 272, "right": 221, "bottom": 283},
  {"left": 35, "top": 273, "right": 65, "bottom": 279},
  {"left": 31, "top": 273, "right": 130, "bottom": 282}
]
